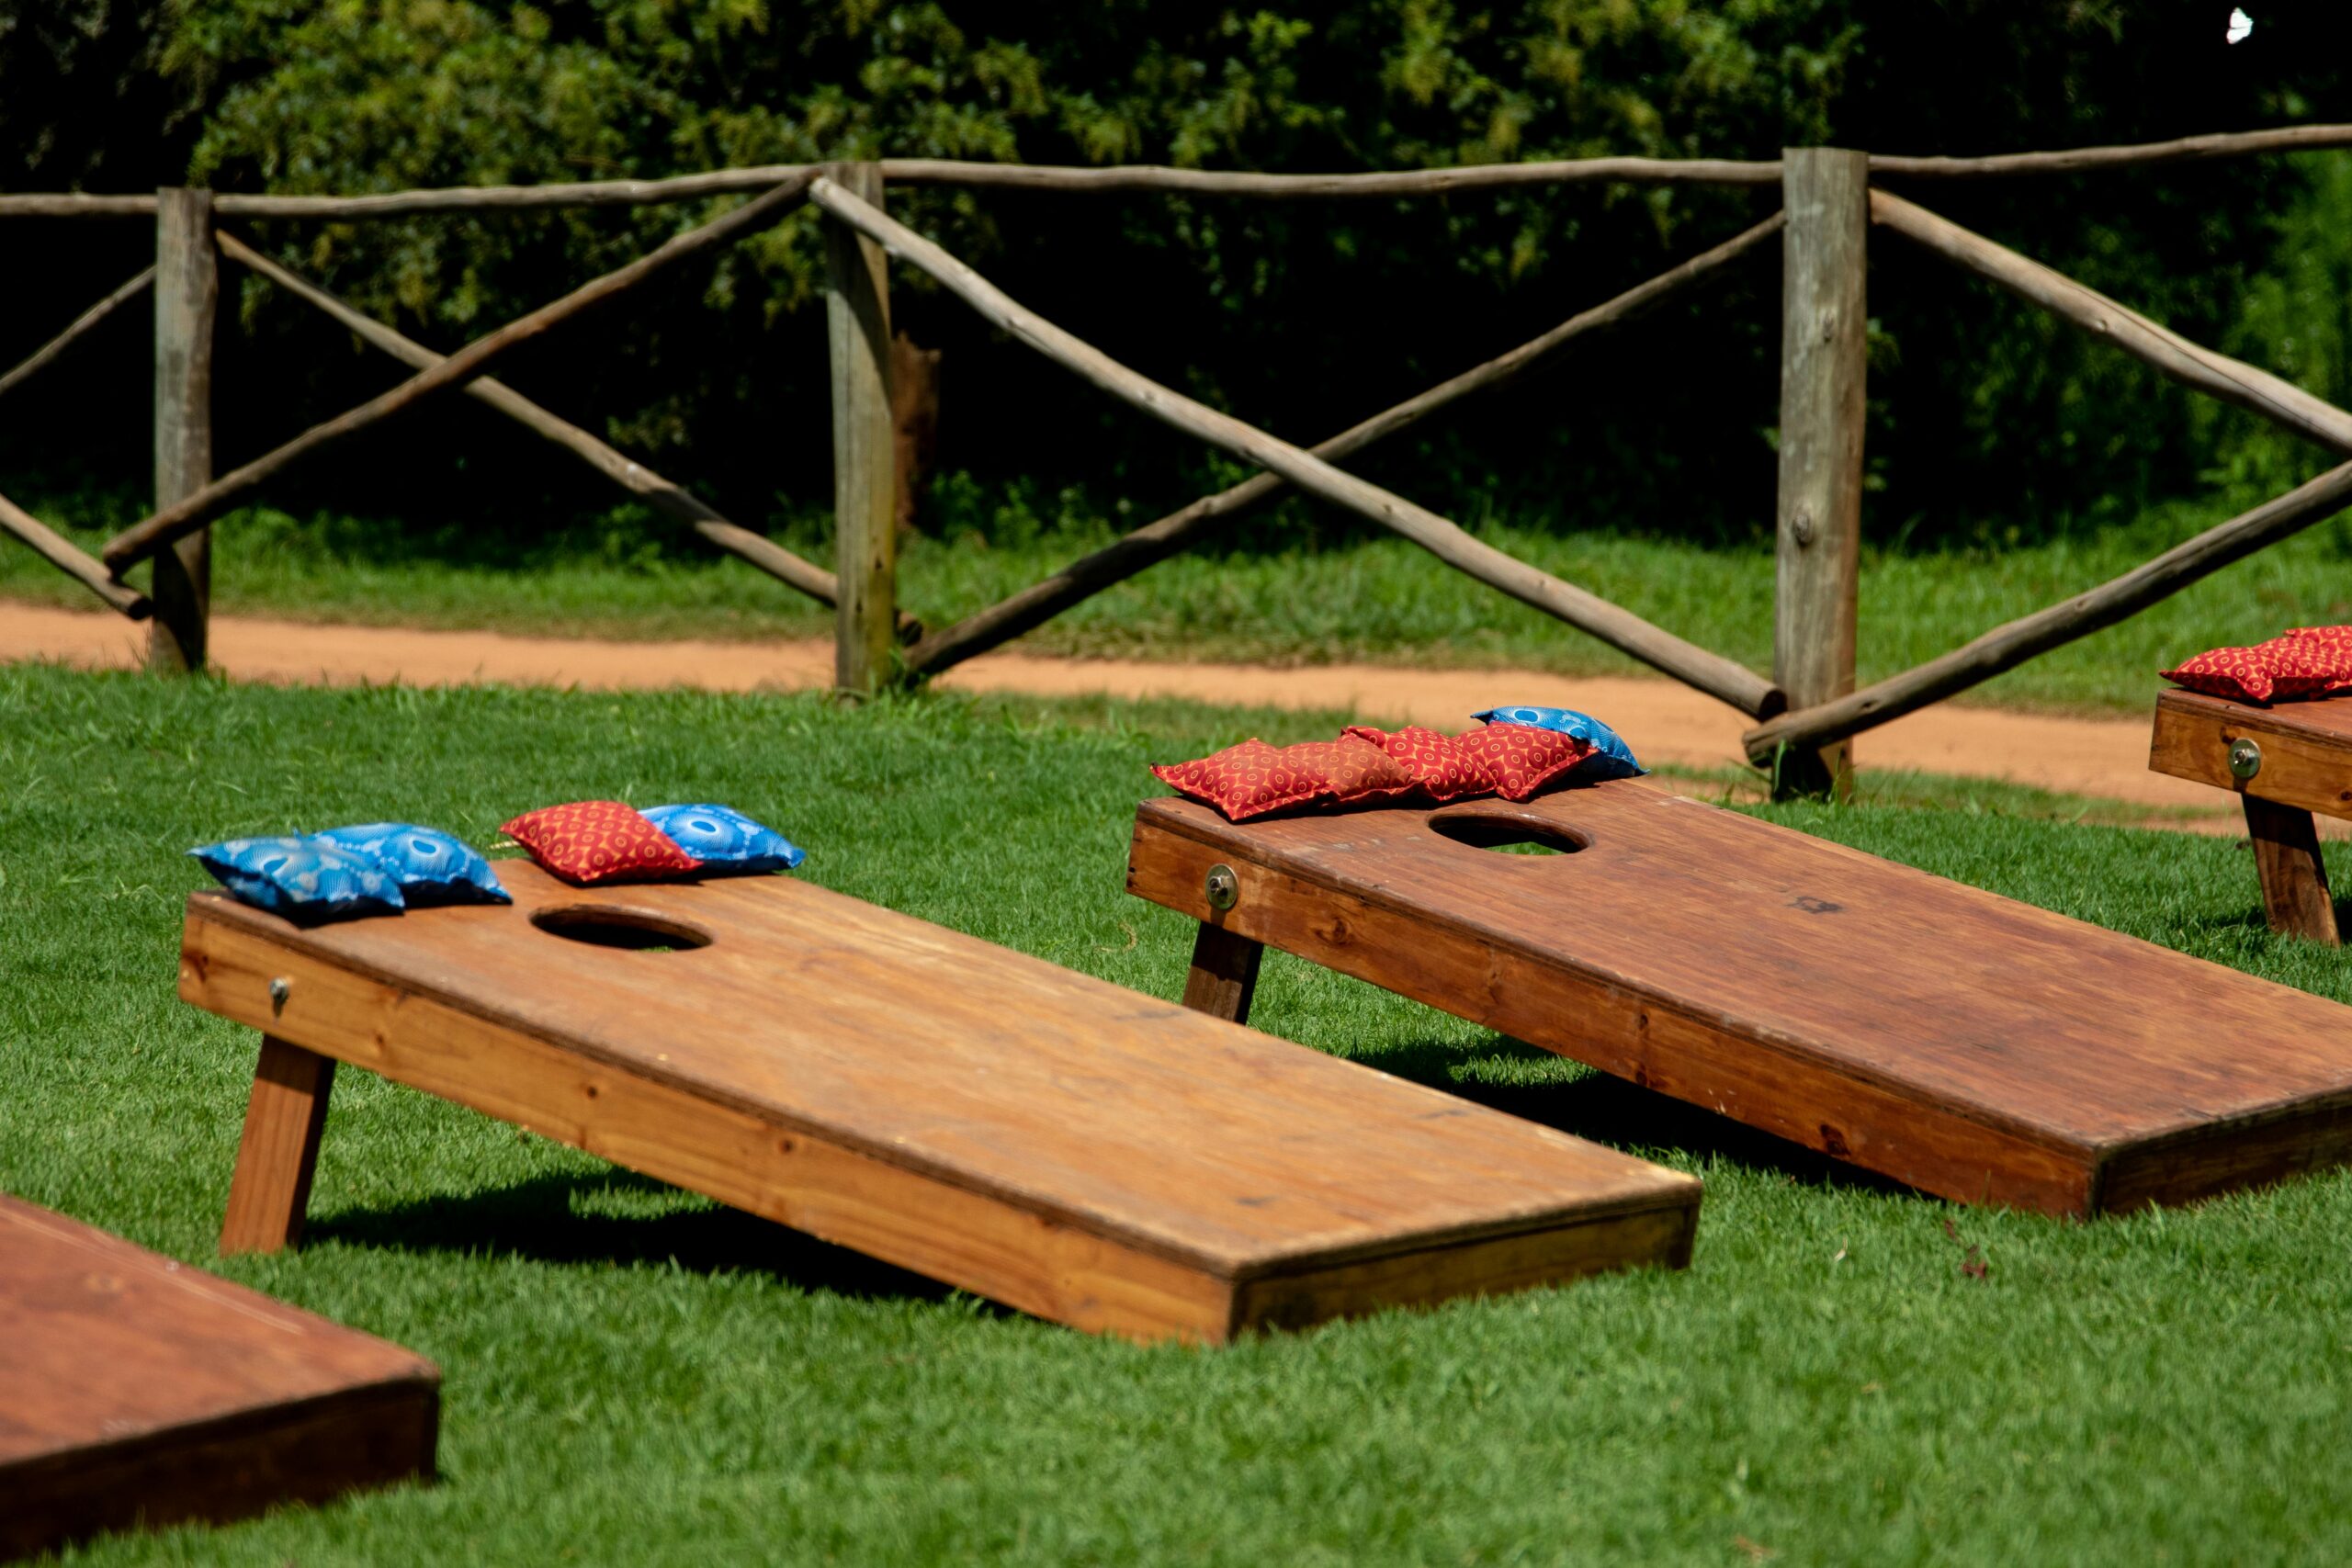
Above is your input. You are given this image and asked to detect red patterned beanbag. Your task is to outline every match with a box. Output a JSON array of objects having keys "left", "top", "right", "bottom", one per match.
[
  {"left": 500, "top": 800, "right": 704, "bottom": 885},
  {"left": 1341, "top": 724, "right": 1495, "bottom": 801},
  {"left": 1450, "top": 722, "right": 1596, "bottom": 801},
  {"left": 1150, "top": 737, "right": 1420, "bottom": 821},
  {"left": 2163, "top": 626, "right": 2352, "bottom": 705}
]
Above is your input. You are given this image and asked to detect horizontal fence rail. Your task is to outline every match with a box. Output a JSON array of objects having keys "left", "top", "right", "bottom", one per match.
[
  {"left": 8, "top": 123, "right": 2352, "bottom": 220},
  {"left": 1867, "top": 122, "right": 2352, "bottom": 179}
]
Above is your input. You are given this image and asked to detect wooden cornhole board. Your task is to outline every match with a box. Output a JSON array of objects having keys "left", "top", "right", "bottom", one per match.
[
  {"left": 1126, "top": 781, "right": 2352, "bottom": 1217},
  {"left": 175, "top": 863, "right": 1700, "bottom": 1345},
  {"left": 0, "top": 1194, "right": 436, "bottom": 1561},
  {"left": 2149, "top": 687, "right": 2352, "bottom": 945}
]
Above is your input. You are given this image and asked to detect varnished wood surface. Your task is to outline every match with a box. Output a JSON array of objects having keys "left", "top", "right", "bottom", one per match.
[
  {"left": 220, "top": 1036, "right": 338, "bottom": 1254},
  {"left": 1127, "top": 782, "right": 2352, "bottom": 1215},
  {"left": 2149, "top": 689, "right": 2348, "bottom": 943},
  {"left": 179, "top": 865, "right": 1697, "bottom": 1340},
  {"left": 0, "top": 1194, "right": 435, "bottom": 1558},
  {"left": 2150, "top": 688, "right": 2352, "bottom": 820},
  {"left": 2243, "top": 795, "right": 2341, "bottom": 945},
  {"left": 1182, "top": 923, "right": 1264, "bottom": 1023}
]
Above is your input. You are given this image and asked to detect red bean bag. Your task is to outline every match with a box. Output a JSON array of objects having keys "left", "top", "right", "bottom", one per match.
[
  {"left": 1149, "top": 736, "right": 1420, "bottom": 821},
  {"left": 1340, "top": 724, "right": 1495, "bottom": 801},
  {"left": 500, "top": 800, "right": 704, "bottom": 886},
  {"left": 2163, "top": 626, "right": 2352, "bottom": 705}
]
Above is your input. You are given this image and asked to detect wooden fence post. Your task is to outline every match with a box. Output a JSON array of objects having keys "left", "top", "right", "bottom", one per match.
[
  {"left": 1772, "top": 148, "right": 1868, "bottom": 798},
  {"left": 149, "top": 187, "right": 216, "bottom": 673},
  {"left": 824, "top": 163, "right": 896, "bottom": 695}
]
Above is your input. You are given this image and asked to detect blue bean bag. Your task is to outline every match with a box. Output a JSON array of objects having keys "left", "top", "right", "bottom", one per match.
[{"left": 1470, "top": 705, "right": 1645, "bottom": 781}]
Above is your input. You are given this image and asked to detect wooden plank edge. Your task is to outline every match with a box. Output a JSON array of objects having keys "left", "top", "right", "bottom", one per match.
[
  {"left": 2090, "top": 1090, "right": 2352, "bottom": 1213},
  {"left": 1229, "top": 1199, "right": 1698, "bottom": 1337},
  {"left": 0, "top": 1379, "right": 436, "bottom": 1561}
]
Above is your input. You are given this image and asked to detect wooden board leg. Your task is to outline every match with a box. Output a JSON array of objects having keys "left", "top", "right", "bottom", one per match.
[
  {"left": 220, "top": 1036, "right": 336, "bottom": 1255},
  {"left": 1182, "top": 922, "right": 1264, "bottom": 1024},
  {"left": 2244, "top": 795, "right": 2341, "bottom": 945}
]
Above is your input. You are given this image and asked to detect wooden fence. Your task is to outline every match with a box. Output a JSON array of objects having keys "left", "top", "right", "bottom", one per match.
[{"left": 10, "top": 124, "right": 2352, "bottom": 795}]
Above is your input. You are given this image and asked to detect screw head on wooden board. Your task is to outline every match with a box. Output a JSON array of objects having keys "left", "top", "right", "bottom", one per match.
[
  {"left": 2228, "top": 737, "right": 2263, "bottom": 781},
  {"left": 268, "top": 976, "right": 291, "bottom": 1015},
  {"left": 1204, "top": 864, "right": 1240, "bottom": 911}
]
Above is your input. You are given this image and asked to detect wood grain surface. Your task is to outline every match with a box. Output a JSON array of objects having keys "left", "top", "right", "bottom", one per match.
[
  {"left": 825, "top": 163, "right": 899, "bottom": 693},
  {"left": 1127, "top": 781, "right": 2352, "bottom": 1216},
  {"left": 2241, "top": 795, "right": 2342, "bottom": 945},
  {"left": 146, "top": 187, "right": 215, "bottom": 674},
  {"left": 219, "top": 1036, "right": 338, "bottom": 1254},
  {"left": 0, "top": 1194, "right": 435, "bottom": 1559},
  {"left": 178, "top": 865, "right": 1698, "bottom": 1342},
  {"left": 2149, "top": 688, "right": 2352, "bottom": 819},
  {"left": 2149, "top": 688, "right": 2350, "bottom": 944},
  {"left": 1771, "top": 149, "right": 1869, "bottom": 797}
]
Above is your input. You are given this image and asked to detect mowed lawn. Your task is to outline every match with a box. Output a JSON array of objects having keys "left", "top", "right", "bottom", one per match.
[
  {"left": 7, "top": 496, "right": 2352, "bottom": 714},
  {"left": 7, "top": 663, "right": 2352, "bottom": 1563}
]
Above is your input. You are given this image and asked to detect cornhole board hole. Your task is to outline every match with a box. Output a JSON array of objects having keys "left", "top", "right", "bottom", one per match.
[
  {"left": 2149, "top": 688, "right": 2352, "bottom": 945},
  {"left": 0, "top": 1194, "right": 436, "bottom": 1562},
  {"left": 1125, "top": 781, "right": 2352, "bottom": 1217},
  {"left": 175, "top": 863, "right": 1700, "bottom": 1345}
]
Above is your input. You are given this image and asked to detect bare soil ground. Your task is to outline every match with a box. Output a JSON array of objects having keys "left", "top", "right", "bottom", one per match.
[{"left": 1, "top": 602, "right": 2277, "bottom": 829}]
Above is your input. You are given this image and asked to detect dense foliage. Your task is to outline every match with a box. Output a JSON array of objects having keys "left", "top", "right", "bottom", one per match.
[{"left": 8, "top": 2, "right": 2352, "bottom": 554}]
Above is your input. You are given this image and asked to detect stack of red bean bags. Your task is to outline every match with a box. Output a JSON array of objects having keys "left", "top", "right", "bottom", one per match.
[
  {"left": 2163, "top": 626, "right": 2352, "bottom": 705},
  {"left": 1150, "top": 723, "right": 1599, "bottom": 822}
]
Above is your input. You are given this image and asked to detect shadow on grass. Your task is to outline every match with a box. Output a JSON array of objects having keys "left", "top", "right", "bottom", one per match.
[
  {"left": 311, "top": 1170, "right": 989, "bottom": 1311},
  {"left": 1352, "top": 1034, "right": 1916, "bottom": 1201},
  {"left": 314, "top": 1036, "right": 1924, "bottom": 1297}
]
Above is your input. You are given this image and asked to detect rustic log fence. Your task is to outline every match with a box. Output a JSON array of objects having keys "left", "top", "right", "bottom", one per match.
[{"left": 8, "top": 124, "right": 2352, "bottom": 795}]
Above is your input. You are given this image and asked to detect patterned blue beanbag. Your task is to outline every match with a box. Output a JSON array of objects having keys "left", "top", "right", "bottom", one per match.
[
  {"left": 1471, "top": 705, "right": 1646, "bottom": 781},
  {"left": 640, "top": 804, "right": 805, "bottom": 874},
  {"left": 188, "top": 836, "right": 405, "bottom": 921},
  {"left": 315, "top": 822, "right": 511, "bottom": 906}
]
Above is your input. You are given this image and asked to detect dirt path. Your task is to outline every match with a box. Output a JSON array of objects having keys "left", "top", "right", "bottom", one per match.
[{"left": 4, "top": 602, "right": 2233, "bottom": 817}]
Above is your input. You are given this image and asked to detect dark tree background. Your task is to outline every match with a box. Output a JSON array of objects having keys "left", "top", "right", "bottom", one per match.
[{"left": 5, "top": 0, "right": 2349, "bottom": 558}]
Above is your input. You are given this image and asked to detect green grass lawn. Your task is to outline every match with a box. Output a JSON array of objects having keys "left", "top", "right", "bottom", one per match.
[
  {"left": 7, "top": 664, "right": 2352, "bottom": 1563},
  {"left": 8, "top": 492, "right": 2352, "bottom": 715}
]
